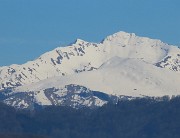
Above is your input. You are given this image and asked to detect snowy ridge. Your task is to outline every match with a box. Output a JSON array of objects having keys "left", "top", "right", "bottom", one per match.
[
  {"left": 2, "top": 84, "right": 119, "bottom": 109},
  {"left": 156, "top": 51, "right": 180, "bottom": 71},
  {"left": 0, "top": 39, "right": 102, "bottom": 89}
]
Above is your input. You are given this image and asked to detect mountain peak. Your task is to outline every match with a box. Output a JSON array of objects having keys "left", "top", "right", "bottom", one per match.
[
  {"left": 101, "top": 31, "right": 136, "bottom": 43},
  {"left": 115, "top": 31, "right": 136, "bottom": 36},
  {"left": 74, "top": 38, "right": 87, "bottom": 45},
  {"left": 110, "top": 31, "right": 136, "bottom": 38}
]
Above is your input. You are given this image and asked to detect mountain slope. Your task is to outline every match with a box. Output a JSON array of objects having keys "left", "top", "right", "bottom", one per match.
[
  {"left": 15, "top": 57, "right": 180, "bottom": 97},
  {"left": 2, "top": 84, "right": 120, "bottom": 109}
]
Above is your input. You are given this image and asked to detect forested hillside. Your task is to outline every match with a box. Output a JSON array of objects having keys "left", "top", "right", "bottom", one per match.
[{"left": 0, "top": 96, "right": 180, "bottom": 138}]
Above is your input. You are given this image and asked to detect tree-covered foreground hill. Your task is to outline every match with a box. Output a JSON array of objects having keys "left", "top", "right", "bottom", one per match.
[{"left": 0, "top": 96, "right": 180, "bottom": 138}]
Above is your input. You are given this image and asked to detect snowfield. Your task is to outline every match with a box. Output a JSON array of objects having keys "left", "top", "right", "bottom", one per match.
[{"left": 15, "top": 56, "right": 180, "bottom": 97}]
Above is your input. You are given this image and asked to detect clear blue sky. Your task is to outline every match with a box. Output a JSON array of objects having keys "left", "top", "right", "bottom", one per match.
[{"left": 0, "top": 0, "right": 180, "bottom": 66}]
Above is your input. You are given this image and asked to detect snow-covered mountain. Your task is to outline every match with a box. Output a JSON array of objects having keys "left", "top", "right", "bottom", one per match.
[{"left": 0, "top": 31, "right": 180, "bottom": 109}]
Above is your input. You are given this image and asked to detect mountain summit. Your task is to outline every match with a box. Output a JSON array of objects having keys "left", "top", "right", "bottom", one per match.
[{"left": 0, "top": 31, "right": 180, "bottom": 109}]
